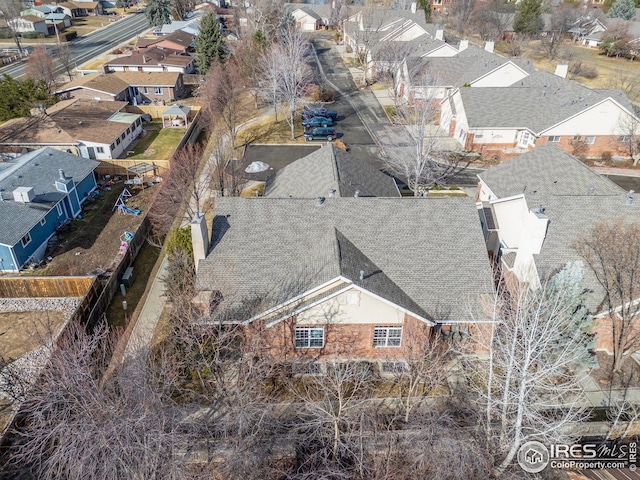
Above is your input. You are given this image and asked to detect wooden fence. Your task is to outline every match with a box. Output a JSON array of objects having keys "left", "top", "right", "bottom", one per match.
[
  {"left": 94, "top": 159, "right": 170, "bottom": 177},
  {"left": 0, "top": 276, "right": 95, "bottom": 298},
  {"left": 84, "top": 216, "right": 150, "bottom": 330}
]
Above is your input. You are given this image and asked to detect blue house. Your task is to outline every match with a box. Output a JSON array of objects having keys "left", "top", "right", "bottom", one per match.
[{"left": 0, "top": 148, "right": 99, "bottom": 272}]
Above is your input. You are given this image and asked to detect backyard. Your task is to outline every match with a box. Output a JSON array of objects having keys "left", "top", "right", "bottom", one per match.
[
  {"left": 127, "top": 121, "right": 185, "bottom": 160},
  {"left": 237, "top": 113, "right": 311, "bottom": 146},
  {"left": 26, "top": 183, "right": 157, "bottom": 276}
]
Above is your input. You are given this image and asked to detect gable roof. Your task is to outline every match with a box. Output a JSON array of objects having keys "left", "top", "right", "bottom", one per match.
[
  {"left": 54, "top": 73, "right": 129, "bottom": 96},
  {"left": 0, "top": 148, "right": 98, "bottom": 246},
  {"left": 458, "top": 70, "right": 634, "bottom": 133},
  {"left": 138, "top": 29, "right": 195, "bottom": 49},
  {"left": 197, "top": 197, "right": 494, "bottom": 323},
  {"left": 478, "top": 143, "right": 624, "bottom": 199},
  {"left": 0, "top": 100, "right": 134, "bottom": 146},
  {"left": 406, "top": 45, "right": 527, "bottom": 87},
  {"left": 111, "top": 71, "right": 181, "bottom": 87},
  {"left": 263, "top": 144, "right": 400, "bottom": 198},
  {"left": 104, "top": 47, "right": 194, "bottom": 68}
]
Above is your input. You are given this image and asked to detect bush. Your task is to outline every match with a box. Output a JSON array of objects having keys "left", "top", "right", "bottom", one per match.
[
  {"left": 63, "top": 30, "right": 77, "bottom": 41},
  {"left": 319, "top": 89, "right": 335, "bottom": 102},
  {"left": 569, "top": 61, "right": 598, "bottom": 79},
  {"left": 602, "top": 151, "right": 613, "bottom": 163},
  {"left": 21, "top": 31, "right": 45, "bottom": 39},
  {"left": 166, "top": 227, "right": 193, "bottom": 258}
]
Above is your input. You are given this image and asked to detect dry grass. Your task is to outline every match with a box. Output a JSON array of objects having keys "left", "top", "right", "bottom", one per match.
[
  {"left": 523, "top": 40, "right": 640, "bottom": 101},
  {"left": 237, "top": 113, "right": 308, "bottom": 145},
  {"left": 71, "top": 15, "right": 110, "bottom": 36},
  {"left": 79, "top": 59, "right": 106, "bottom": 71},
  {"left": 128, "top": 121, "right": 184, "bottom": 160},
  {"left": 0, "top": 311, "right": 67, "bottom": 360},
  {"left": 240, "top": 182, "right": 265, "bottom": 197}
]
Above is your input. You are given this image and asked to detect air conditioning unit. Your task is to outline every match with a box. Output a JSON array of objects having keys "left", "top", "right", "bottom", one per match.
[{"left": 13, "top": 186, "right": 35, "bottom": 203}]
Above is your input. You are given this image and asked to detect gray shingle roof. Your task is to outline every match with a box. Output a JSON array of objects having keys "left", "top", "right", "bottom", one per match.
[
  {"left": 478, "top": 143, "right": 624, "bottom": 199},
  {"left": 263, "top": 144, "right": 400, "bottom": 198},
  {"left": 197, "top": 197, "right": 494, "bottom": 322},
  {"left": 459, "top": 70, "right": 634, "bottom": 133},
  {"left": 0, "top": 148, "right": 98, "bottom": 246}
]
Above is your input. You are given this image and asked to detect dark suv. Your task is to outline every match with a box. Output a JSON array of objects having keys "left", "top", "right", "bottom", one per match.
[
  {"left": 302, "top": 107, "right": 338, "bottom": 120},
  {"left": 301, "top": 116, "right": 332, "bottom": 128},
  {"left": 304, "top": 127, "right": 337, "bottom": 141}
]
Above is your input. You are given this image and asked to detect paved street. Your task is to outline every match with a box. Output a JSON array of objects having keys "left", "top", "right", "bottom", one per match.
[{"left": 0, "top": 13, "right": 150, "bottom": 79}]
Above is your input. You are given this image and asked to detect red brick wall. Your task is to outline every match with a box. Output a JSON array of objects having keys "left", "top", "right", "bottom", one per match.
[
  {"left": 245, "top": 314, "right": 433, "bottom": 361},
  {"left": 536, "top": 135, "right": 633, "bottom": 160}
]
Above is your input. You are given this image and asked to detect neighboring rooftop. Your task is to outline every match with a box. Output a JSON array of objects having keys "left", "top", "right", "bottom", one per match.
[
  {"left": 197, "top": 197, "right": 494, "bottom": 322},
  {"left": 104, "top": 47, "right": 194, "bottom": 69},
  {"left": 478, "top": 143, "right": 624, "bottom": 199},
  {"left": 264, "top": 144, "right": 400, "bottom": 198},
  {"left": 0, "top": 148, "right": 98, "bottom": 246}
]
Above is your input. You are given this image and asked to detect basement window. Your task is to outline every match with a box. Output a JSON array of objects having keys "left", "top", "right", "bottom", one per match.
[
  {"left": 380, "top": 361, "right": 408, "bottom": 375},
  {"left": 293, "top": 361, "right": 324, "bottom": 376}
]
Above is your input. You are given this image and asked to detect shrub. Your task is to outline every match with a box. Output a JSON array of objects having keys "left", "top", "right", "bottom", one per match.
[
  {"left": 63, "top": 30, "right": 77, "bottom": 41},
  {"left": 602, "top": 151, "right": 613, "bottom": 162},
  {"left": 21, "top": 31, "right": 45, "bottom": 39},
  {"left": 320, "top": 89, "right": 335, "bottom": 102},
  {"left": 166, "top": 227, "right": 193, "bottom": 258}
]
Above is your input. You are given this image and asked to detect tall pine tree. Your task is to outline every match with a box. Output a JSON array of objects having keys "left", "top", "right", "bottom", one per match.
[
  {"left": 514, "top": 0, "right": 543, "bottom": 34},
  {"left": 145, "top": 0, "right": 171, "bottom": 27},
  {"left": 195, "top": 12, "right": 227, "bottom": 74},
  {"left": 609, "top": 0, "right": 636, "bottom": 20}
]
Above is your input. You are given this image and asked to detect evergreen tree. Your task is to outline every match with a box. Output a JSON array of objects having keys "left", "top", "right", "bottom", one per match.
[
  {"left": 145, "top": 0, "right": 171, "bottom": 27},
  {"left": 416, "top": 0, "right": 432, "bottom": 23},
  {"left": 514, "top": 0, "right": 543, "bottom": 34},
  {"left": 195, "top": 12, "right": 227, "bottom": 74},
  {"left": 609, "top": 0, "right": 636, "bottom": 20},
  {"left": 0, "top": 75, "right": 55, "bottom": 121}
]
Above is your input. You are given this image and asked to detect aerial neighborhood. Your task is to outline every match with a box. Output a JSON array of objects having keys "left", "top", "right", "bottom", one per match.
[{"left": 1, "top": 0, "right": 640, "bottom": 477}]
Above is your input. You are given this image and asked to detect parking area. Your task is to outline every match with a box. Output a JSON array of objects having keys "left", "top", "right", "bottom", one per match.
[{"left": 240, "top": 144, "right": 321, "bottom": 183}]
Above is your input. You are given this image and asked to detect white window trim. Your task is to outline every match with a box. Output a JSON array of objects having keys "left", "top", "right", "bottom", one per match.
[
  {"left": 585, "top": 136, "right": 596, "bottom": 145},
  {"left": 518, "top": 131, "right": 531, "bottom": 147},
  {"left": 21, "top": 232, "right": 31, "bottom": 247},
  {"left": 40, "top": 217, "right": 46, "bottom": 226},
  {"left": 56, "top": 203, "right": 63, "bottom": 216},
  {"left": 549, "top": 136, "right": 561, "bottom": 143},
  {"left": 373, "top": 326, "right": 402, "bottom": 347},
  {"left": 294, "top": 326, "right": 324, "bottom": 348},
  {"left": 154, "top": 86, "right": 163, "bottom": 94}
]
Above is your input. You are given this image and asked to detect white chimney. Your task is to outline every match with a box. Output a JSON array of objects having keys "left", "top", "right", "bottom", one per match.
[
  {"left": 459, "top": 39, "right": 469, "bottom": 51},
  {"left": 554, "top": 64, "right": 569, "bottom": 79},
  {"left": 13, "top": 186, "right": 35, "bottom": 203},
  {"left": 435, "top": 29, "right": 444, "bottom": 41},
  {"left": 190, "top": 211, "right": 209, "bottom": 273},
  {"left": 485, "top": 40, "right": 494, "bottom": 53},
  {"left": 411, "top": 2, "right": 417, "bottom": 13}
]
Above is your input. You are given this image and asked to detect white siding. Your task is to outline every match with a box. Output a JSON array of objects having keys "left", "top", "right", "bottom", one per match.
[
  {"left": 423, "top": 44, "right": 458, "bottom": 57},
  {"left": 543, "top": 99, "right": 634, "bottom": 136},
  {"left": 471, "top": 62, "right": 529, "bottom": 88}
]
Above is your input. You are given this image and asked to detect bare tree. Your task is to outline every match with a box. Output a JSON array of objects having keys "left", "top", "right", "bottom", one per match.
[
  {"left": 607, "top": 67, "right": 639, "bottom": 101},
  {"left": 246, "top": 0, "right": 283, "bottom": 38},
  {"left": 539, "top": 5, "right": 578, "bottom": 60},
  {"left": 447, "top": 0, "right": 477, "bottom": 37},
  {"left": 0, "top": 0, "right": 27, "bottom": 53},
  {"left": 199, "top": 58, "right": 247, "bottom": 149},
  {"left": 464, "top": 263, "right": 594, "bottom": 476},
  {"left": 373, "top": 40, "right": 418, "bottom": 107},
  {"left": 346, "top": 6, "right": 390, "bottom": 85},
  {"left": 575, "top": 219, "right": 640, "bottom": 376},
  {"left": 382, "top": 71, "right": 468, "bottom": 196},
  {"left": 614, "top": 110, "right": 640, "bottom": 164},
  {"left": 25, "top": 47, "right": 57, "bottom": 92},
  {"left": 234, "top": 33, "right": 268, "bottom": 110},
  {"left": 57, "top": 43, "right": 74, "bottom": 83},
  {"left": 261, "top": 28, "right": 313, "bottom": 139},
  {"left": 172, "top": 0, "right": 195, "bottom": 20},
  {"left": 148, "top": 143, "right": 209, "bottom": 242},
  {"left": 4, "top": 321, "right": 195, "bottom": 480}
]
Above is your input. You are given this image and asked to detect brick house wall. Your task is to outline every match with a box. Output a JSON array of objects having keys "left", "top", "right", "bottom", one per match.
[
  {"left": 246, "top": 313, "right": 433, "bottom": 362},
  {"left": 536, "top": 135, "right": 635, "bottom": 160}
]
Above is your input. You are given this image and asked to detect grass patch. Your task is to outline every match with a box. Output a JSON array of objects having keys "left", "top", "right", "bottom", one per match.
[
  {"left": 79, "top": 59, "right": 106, "bottom": 71},
  {"left": 128, "top": 121, "right": 184, "bottom": 160},
  {"left": 237, "top": 113, "right": 308, "bottom": 145},
  {"left": 105, "top": 240, "right": 161, "bottom": 328},
  {"left": 71, "top": 15, "right": 109, "bottom": 36},
  {"left": 240, "top": 182, "right": 265, "bottom": 197}
]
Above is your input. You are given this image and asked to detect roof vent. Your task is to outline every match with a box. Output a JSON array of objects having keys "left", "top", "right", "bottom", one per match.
[
  {"left": 627, "top": 190, "right": 635, "bottom": 205},
  {"left": 316, "top": 196, "right": 325, "bottom": 206},
  {"left": 58, "top": 169, "right": 66, "bottom": 180},
  {"left": 359, "top": 270, "right": 365, "bottom": 281},
  {"left": 328, "top": 189, "right": 336, "bottom": 197},
  {"left": 354, "top": 190, "right": 360, "bottom": 198},
  {"left": 588, "top": 186, "right": 595, "bottom": 195},
  {"left": 13, "top": 186, "right": 35, "bottom": 203}
]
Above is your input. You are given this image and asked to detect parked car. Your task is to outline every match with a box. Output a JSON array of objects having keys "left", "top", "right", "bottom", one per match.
[
  {"left": 140, "top": 113, "right": 152, "bottom": 123},
  {"left": 302, "top": 107, "right": 338, "bottom": 120},
  {"left": 301, "top": 116, "right": 332, "bottom": 128},
  {"left": 104, "top": 11, "right": 117, "bottom": 15},
  {"left": 304, "top": 127, "right": 337, "bottom": 142}
]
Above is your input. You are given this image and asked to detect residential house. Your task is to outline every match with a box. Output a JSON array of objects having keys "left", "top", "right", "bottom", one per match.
[
  {"left": 263, "top": 144, "right": 400, "bottom": 198},
  {"left": 440, "top": 69, "right": 639, "bottom": 160},
  {"left": 193, "top": 145, "right": 494, "bottom": 362},
  {"left": 0, "top": 99, "right": 143, "bottom": 160},
  {"left": 54, "top": 71, "right": 184, "bottom": 104},
  {"left": 194, "top": 196, "right": 494, "bottom": 361},
  {"left": 137, "top": 30, "right": 195, "bottom": 54},
  {"left": 397, "top": 44, "right": 534, "bottom": 103},
  {"left": 21, "top": 6, "right": 72, "bottom": 29},
  {"left": 284, "top": 3, "right": 332, "bottom": 30},
  {"left": 0, "top": 148, "right": 98, "bottom": 272},
  {"left": 56, "top": 1, "right": 104, "bottom": 17},
  {"left": 9, "top": 15, "right": 48, "bottom": 35},
  {"left": 475, "top": 143, "right": 640, "bottom": 352},
  {"left": 158, "top": 18, "right": 200, "bottom": 36},
  {"left": 103, "top": 46, "right": 196, "bottom": 74},
  {"left": 580, "top": 18, "right": 639, "bottom": 49}
]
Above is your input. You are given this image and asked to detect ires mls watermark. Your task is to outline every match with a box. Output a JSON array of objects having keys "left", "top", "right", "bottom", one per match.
[{"left": 518, "top": 440, "right": 638, "bottom": 473}]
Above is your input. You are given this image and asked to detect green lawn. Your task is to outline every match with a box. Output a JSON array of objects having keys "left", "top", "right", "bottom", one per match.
[{"left": 128, "top": 122, "right": 184, "bottom": 160}]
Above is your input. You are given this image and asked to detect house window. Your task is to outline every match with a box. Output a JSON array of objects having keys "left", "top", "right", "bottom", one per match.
[
  {"left": 518, "top": 131, "right": 531, "bottom": 147},
  {"left": 294, "top": 326, "right": 324, "bottom": 348},
  {"left": 373, "top": 326, "right": 402, "bottom": 347},
  {"left": 110, "top": 143, "right": 115, "bottom": 150},
  {"left": 548, "top": 136, "right": 560, "bottom": 143},
  {"left": 21, "top": 232, "right": 31, "bottom": 247},
  {"left": 121, "top": 133, "right": 126, "bottom": 140},
  {"left": 126, "top": 127, "right": 130, "bottom": 135},
  {"left": 116, "top": 138, "right": 121, "bottom": 145},
  {"left": 573, "top": 135, "right": 583, "bottom": 141},
  {"left": 154, "top": 87, "right": 163, "bottom": 94},
  {"left": 143, "top": 87, "right": 148, "bottom": 94},
  {"left": 618, "top": 135, "right": 631, "bottom": 143},
  {"left": 40, "top": 217, "right": 46, "bottom": 226},
  {"left": 293, "top": 361, "right": 324, "bottom": 375},
  {"left": 96, "top": 146, "right": 104, "bottom": 153},
  {"left": 56, "top": 203, "right": 62, "bottom": 216},
  {"left": 585, "top": 136, "right": 596, "bottom": 145}
]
